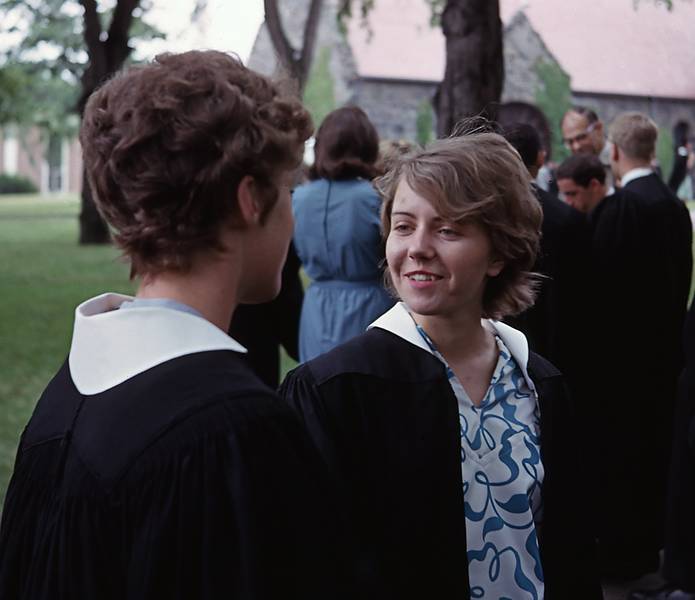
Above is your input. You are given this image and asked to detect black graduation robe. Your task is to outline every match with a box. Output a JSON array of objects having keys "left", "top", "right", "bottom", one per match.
[
  {"left": 279, "top": 326, "right": 603, "bottom": 600},
  {"left": 0, "top": 298, "right": 349, "bottom": 599},
  {"left": 229, "top": 243, "right": 304, "bottom": 388},
  {"left": 506, "top": 186, "right": 591, "bottom": 383},
  {"left": 588, "top": 174, "right": 692, "bottom": 577},
  {"left": 663, "top": 298, "right": 695, "bottom": 592}
]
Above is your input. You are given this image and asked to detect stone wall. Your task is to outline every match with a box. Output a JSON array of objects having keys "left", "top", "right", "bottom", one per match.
[
  {"left": 571, "top": 92, "right": 695, "bottom": 134},
  {"left": 352, "top": 78, "right": 435, "bottom": 141},
  {"left": 502, "top": 10, "right": 562, "bottom": 105}
]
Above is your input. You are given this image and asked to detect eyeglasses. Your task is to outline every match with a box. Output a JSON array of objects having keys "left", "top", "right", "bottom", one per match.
[{"left": 563, "top": 122, "right": 597, "bottom": 148}]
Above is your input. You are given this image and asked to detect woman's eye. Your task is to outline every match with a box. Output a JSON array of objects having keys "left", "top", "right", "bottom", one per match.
[
  {"left": 393, "top": 223, "right": 411, "bottom": 232},
  {"left": 439, "top": 227, "right": 459, "bottom": 236}
]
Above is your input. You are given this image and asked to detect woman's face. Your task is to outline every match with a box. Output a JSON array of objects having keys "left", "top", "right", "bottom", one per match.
[{"left": 385, "top": 178, "right": 503, "bottom": 321}]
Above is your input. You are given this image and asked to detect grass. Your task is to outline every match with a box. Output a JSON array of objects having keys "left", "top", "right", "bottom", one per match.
[{"left": 0, "top": 194, "right": 133, "bottom": 501}]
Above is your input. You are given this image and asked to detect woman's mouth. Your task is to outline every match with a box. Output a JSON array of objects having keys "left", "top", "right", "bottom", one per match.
[{"left": 404, "top": 271, "right": 443, "bottom": 286}]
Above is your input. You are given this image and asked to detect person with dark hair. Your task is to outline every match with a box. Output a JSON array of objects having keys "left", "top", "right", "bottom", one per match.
[
  {"left": 561, "top": 105, "right": 614, "bottom": 189},
  {"left": 281, "top": 132, "right": 602, "bottom": 600},
  {"left": 503, "top": 124, "right": 591, "bottom": 403},
  {"left": 0, "top": 51, "right": 349, "bottom": 599},
  {"left": 292, "top": 105, "right": 394, "bottom": 362},
  {"left": 556, "top": 153, "right": 609, "bottom": 214}
]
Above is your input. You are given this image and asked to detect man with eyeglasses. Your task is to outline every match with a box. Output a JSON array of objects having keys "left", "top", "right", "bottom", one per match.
[{"left": 561, "top": 106, "right": 614, "bottom": 191}]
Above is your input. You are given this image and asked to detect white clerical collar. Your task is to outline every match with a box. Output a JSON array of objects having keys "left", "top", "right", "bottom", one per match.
[
  {"left": 69, "top": 293, "right": 246, "bottom": 395},
  {"left": 368, "top": 302, "right": 535, "bottom": 391},
  {"left": 620, "top": 167, "right": 654, "bottom": 188}
]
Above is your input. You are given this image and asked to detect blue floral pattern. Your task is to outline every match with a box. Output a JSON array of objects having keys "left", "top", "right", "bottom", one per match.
[{"left": 414, "top": 322, "right": 545, "bottom": 599}]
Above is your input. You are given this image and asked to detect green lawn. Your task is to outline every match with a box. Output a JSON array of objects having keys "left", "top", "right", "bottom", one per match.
[{"left": 0, "top": 194, "right": 133, "bottom": 501}]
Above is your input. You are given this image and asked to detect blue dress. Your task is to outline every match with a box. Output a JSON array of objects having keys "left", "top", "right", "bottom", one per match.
[{"left": 292, "top": 178, "right": 394, "bottom": 362}]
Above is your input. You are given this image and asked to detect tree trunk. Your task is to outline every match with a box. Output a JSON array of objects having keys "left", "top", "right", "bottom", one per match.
[
  {"left": 264, "top": 0, "right": 323, "bottom": 96},
  {"left": 434, "top": 0, "right": 504, "bottom": 137},
  {"left": 79, "top": 169, "right": 109, "bottom": 243},
  {"left": 77, "top": 0, "right": 139, "bottom": 245}
]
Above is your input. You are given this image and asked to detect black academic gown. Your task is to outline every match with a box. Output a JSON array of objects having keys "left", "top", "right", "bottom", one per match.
[
  {"left": 506, "top": 186, "right": 591, "bottom": 382},
  {"left": 0, "top": 352, "right": 349, "bottom": 600},
  {"left": 229, "top": 243, "right": 304, "bottom": 388},
  {"left": 663, "top": 299, "right": 695, "bottom": 592},
  {"left": 588, "top": 175, "right": 692, "bottom": 577},
  {"left": 280, "top": 328, "right": 603, "bottom": 600}
]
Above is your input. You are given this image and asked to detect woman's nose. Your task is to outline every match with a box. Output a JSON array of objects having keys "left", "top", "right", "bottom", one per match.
[{"left": 408, "top": 228, "right": 435, "bottom": 260}]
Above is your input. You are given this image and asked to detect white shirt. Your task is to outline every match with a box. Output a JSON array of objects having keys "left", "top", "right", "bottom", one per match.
[{"left": 620, "top": 167, "right": 654, "bottom": 188}]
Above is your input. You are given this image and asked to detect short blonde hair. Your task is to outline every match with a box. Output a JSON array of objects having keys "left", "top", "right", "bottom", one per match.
[
  {"left": 376, "top": 133, "right": 542, "bottom": 320},
  {"left": 609, "top": 112, "right": 658, "bottom": 162}
]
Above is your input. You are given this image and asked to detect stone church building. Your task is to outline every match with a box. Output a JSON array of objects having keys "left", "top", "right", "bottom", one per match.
[{"left": 249, "top": 0, "right": 695, "bottom": 156}]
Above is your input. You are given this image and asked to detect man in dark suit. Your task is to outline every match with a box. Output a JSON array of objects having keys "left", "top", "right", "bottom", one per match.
[
  {"left": 589, "top": 111, "right": 693, "bottom": 581},
  {"left": 503, "top": 124, "right": 591, "bottom": 383}
]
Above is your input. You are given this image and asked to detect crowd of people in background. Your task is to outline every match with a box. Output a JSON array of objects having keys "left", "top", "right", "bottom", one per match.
[{"left": 1, "top": 49, "right": 694, "bottom": 600}]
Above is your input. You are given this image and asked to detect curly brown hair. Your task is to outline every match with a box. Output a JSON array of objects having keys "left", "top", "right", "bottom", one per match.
[
  {"left": 80, "top": 50, "right": 313, "bottom": 277},
  {"left": 376, "top": 132, "right": 542, "bottom": 320}
]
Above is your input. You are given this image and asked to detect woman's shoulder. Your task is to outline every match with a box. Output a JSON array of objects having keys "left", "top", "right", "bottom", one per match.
[
  {"left": 292, "top": 178, "right": 329, "bottom": 206},
  {"left": 288, "top": 328, "right": 444, "bottom": 389},
  {"left": 526, "top": 350, "right": 562, "bottom": 381},
  {"left": 337, "top": 178, "right": 379, "bottom": 200}
]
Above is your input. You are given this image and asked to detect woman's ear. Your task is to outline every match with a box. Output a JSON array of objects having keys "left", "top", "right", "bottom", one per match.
[
  {"left": 237, "top": 175, "right": 262, "bottom": 226},
  {"left": 487, "top": 259, "right": 504, "bottom": 278}
]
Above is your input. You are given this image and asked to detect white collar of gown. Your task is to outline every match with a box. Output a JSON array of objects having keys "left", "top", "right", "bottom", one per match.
[
  {"left": 69, "top": 293, "right": 246, "bottom": 395},
  {"left": 368, "top": 302, "right": 536, "bottom": 393}
]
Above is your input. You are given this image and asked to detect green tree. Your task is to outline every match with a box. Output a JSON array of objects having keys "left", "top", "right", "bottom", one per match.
[
  {"left": 415, "top": 100, "right": 434, "bottom": 145},
  {"left": 534, "top": 60, "right": 571, "bottom": 162},
  {"left": 303, "top": 46, "right": 336, "bottom": 127},
  {"left": 0, "top": 0, "right": 162, "bottom": 243}
]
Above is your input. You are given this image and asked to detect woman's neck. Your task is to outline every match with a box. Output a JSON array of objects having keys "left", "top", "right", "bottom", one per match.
[
  {"left": 412, "top": 311, "right": 494, "bottom": 363},
  {"left": 413, "top": 310, "right": 499, "bottom": 407},
  {"left": 136, "top": 255, "right": 240, "bottom": 332}
]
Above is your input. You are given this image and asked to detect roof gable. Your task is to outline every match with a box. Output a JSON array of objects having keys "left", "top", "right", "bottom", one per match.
[{"left": 347, "top": 0, "right": 695, "bottom": 99}]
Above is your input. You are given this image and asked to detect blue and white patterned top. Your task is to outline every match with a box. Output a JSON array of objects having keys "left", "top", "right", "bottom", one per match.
[{"left": 414, "top": 320, "right": 545, "bottom": 600}]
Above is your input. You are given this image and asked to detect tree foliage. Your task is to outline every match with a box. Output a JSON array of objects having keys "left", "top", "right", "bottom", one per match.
[
  {"left": 303, "top": 46, "right": 336, "bottom": 127},
  {"left": 534, "top": 60, "right": 571, "bottom": 162},
  {"left": 0, "top": 0, "right": 163, "bottom": 243}
]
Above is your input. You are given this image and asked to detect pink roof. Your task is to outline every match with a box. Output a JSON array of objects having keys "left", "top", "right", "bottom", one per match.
[{"left": 347, "top": 0, "right": 695, "bottom": 99}]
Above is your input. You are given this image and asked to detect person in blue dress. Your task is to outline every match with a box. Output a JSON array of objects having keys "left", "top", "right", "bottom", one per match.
[{"left": 292, "top": 106, "right": 395, "bottom": 362}]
